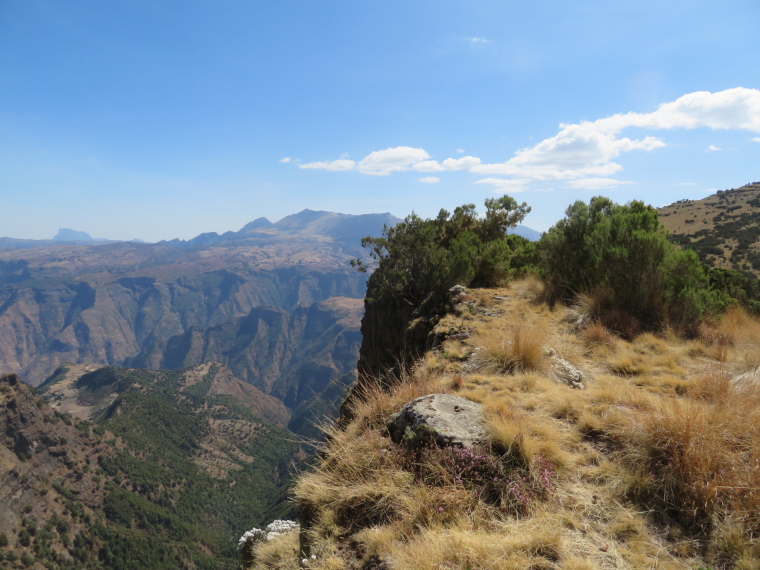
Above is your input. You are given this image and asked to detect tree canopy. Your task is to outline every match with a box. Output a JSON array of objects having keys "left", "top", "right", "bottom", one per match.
[{"left": 538, "top": 196, "right": 724, "bottom": 336}]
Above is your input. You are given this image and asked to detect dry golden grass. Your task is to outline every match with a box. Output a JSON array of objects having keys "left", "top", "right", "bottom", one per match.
[
  {"left": 246, "top": 279, "right": 760, "bottom": 569},
  {"left": 579, "top": 320, "right": 617, "bottom": 349},
  {"left": 698, "top": 306, "right": 760, "bottom": 366},
  {"left": 388, "top": 519, "right": 562, "bottom": 569},
  {"left": 619, "top": 373, "right": 760, "bottom": 537},
  {"left": 249, "top": 532, "right": 300, "bottom": 570},
  {"left": 473, "top": 318, "right": 548, "bottom": 374}
]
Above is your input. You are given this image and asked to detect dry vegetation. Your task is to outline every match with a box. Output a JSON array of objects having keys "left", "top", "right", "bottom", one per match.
[{"left": 248, "top": 280, "right": 760, "bottom": 569}]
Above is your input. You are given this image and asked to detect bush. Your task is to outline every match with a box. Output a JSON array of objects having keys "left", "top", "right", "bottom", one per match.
[
  {"left": 354, "top": 196, "right": 534, "bottom": 376},
  {"left": 356, "top": 196, "right": 533, "bottom": 305},
  {"left": 538, "top": 197, "right": 720, "bottom": 336}
]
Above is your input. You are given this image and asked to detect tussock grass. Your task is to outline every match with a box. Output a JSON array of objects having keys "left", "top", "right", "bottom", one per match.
[
  {"left": 388, "top": 520, "right": 562, "bottom": 569},
  {"left": 579, "top": 320, "right": 617, "bottom": 349},
  {"left": 249, "top": 280, "right": 760, "bottom": 569},
  {"left": 249, "top": 532, "right": 300, "bottom": 570},
  {"left": 474, "top": 318, "right": 548, "bottom": 374},
  {"left": 620, "top": 377, "right": 760, "bottom": 538}
]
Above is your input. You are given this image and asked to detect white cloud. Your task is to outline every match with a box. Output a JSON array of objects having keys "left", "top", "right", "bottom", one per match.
[
  {"left": 471, "top": 87, "right": 760, "bottom": 183},
  {"left": 706, "top": 144, "right": 723, "bottom": 152},
  {"left": 471, "top": 127, "right": 662, "bottom": 180},
  {"left": 412, "top": 155, "right": 481, "bottom": 173},
  {"left": 469, "top": 37, "right": 491, "bottom": 44},
  {"left": 300, "top": 159, "right": 356, "bottom": 172},
  {"left": 412, "top": 160, "right": 444, "bottom": 173},
  {"left": 565, "top": 178, "right": 635, "bottom": 190},
  {"left": 419, "top": 177, "right": 441, "bottom": 184},
  {"left": 456, "top": 148, "right": 465, "bottom": 154},
  {"left": 442, "top": 156, "right": 482, "bottom": 170},
  {"left": 294, "top": 88, "right": 760, "bottom": 189},
  {"left": 356, "top": 146, "right": 431, "bottom": 175},
  {"left": 279, "top": 157, "right": 292, "bottom": 163},
  {"left": 474, "top": 178, "right": 528, "bottom": 192}
]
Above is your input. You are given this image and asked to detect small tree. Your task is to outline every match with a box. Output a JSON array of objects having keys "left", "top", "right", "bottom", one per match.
[
  {"left": 354, "top": 195, "right": 533, "bottom": 377},
  {"left": 539, "top": 197, "right": 718, "bottom": 336}
]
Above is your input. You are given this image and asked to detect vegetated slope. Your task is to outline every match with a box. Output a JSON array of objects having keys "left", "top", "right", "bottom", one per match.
[
  {"left": 1, "top": 362, "right": 300, "bottom": 569},
  {"left": 659, "top": 182, "right": 760, "bottom": 276},
  {"left": 0, "top": 209, "right": 395, "bottom": 387},
  {"left": 252, "top": 281, "right": 760, "bottom": 569},
  {"left": 1, "top": 368, "right": 294, "bottom": 569},
  {"left": 0, "top": 373, "right": 117, "bottom": 569},
  {"left": 126, "top": 296, "right": 363, "bottom": 437}
]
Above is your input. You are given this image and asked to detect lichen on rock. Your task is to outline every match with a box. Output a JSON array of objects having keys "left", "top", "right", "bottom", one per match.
[{"left": 387, "top": 393, "right": 487, "bottom": 449}]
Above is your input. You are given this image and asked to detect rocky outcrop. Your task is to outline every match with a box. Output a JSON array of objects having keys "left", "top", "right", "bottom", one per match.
[
  {"left": 387, "top": 393, "right": 487, "bottom": 449},
  {"left": 545, "top": 348, "right": 586, "bottom": 389}
]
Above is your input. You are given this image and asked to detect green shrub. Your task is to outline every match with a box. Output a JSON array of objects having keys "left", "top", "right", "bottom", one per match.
[
  {"left": 538, "top": 197, "right": 721, "bottom": 336},
  {"left": 354, "top": 195, "right": 534, "bottom": 375},
  {"left": 356, "top": 195, "right": 533, "bottom": 305}
]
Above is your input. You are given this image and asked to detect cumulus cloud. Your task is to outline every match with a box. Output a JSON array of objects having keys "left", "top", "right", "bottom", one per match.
[
  {"left": 471, "top": 128, "right": 663, "bottom": 180},
  {"left": 706, "top": 144, "right": 723, "bottom": 152},
  {"left": 419, "top": 177, "right": 441, "bottom": 184},
  {"left": 456, "top": 148, "right": 465, "bottom": 154},
  {"left": 356, "top": 146, "right": 431, "bottom": 175},
  {"left": 279, "top": 157, "right": 293, "bottom": 163},
  {"left": 471, "top": 87, "right": 760, "bottom": 184},
  {"left": 413, "top": 155, "right": 482, "bottom": 173},
  {"left": 294, "top": 88, "right": 760, "bottom": 189},
  {"left": 469, "top": 37, "right": 491, "bottom": 44},
  {"left": 300, "top": 159, "right": 356, "bottom": 172}
]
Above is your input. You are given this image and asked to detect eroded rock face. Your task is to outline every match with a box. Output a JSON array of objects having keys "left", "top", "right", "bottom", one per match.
[{"left": 387, "top": 393, "right": 487, "bottom": 449}]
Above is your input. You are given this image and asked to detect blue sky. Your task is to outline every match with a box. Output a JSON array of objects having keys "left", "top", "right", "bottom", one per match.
[{"left": 2, "top": 1, "right": 759, "bottom": 242}]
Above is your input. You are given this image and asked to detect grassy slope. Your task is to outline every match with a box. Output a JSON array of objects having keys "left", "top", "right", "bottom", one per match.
[
  {"left": 251, "top": 279, "right": 760, "bottom": 569},
  {"left": 659, "top": 182, "right": 760, "bottom": 277}
]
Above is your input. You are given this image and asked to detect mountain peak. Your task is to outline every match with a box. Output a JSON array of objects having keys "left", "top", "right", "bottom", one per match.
[
  {"left": 239, "top": 217, "right": 273, "bottom": 233},
  {"left": 53, "top": 228, "right": 94, "bottom": 241}
]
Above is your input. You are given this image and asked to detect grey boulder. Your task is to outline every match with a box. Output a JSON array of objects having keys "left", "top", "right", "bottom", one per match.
[{"left": 387, "top": 393, "right": 487, "bottom": 449}]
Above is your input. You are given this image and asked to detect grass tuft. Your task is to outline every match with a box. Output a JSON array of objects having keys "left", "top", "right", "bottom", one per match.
[{"left": 474, "top": 319, "right": 547, "bottom": 374}]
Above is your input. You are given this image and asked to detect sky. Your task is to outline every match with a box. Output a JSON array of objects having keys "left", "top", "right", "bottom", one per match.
[{"left": 2, "top": 1, "right": 760, "bottom": 242}]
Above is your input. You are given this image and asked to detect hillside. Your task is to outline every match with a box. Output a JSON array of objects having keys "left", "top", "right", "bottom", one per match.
[
  {"left": 659, "top": 182, "right": 760, "bottom": 276},
  {"left": 0, "top": 361, "right": 300, "bottom": 569},
  {"left": 125, "top": 296, "right": 363, "bottom": 437},
  {"left": 246, "top": 280, "right": 760, "bottom": 569}
]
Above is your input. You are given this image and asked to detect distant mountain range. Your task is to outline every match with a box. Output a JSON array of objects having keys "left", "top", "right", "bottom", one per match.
[{"left": 0, "top": 210, "right": 541, "bottom": 249}]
